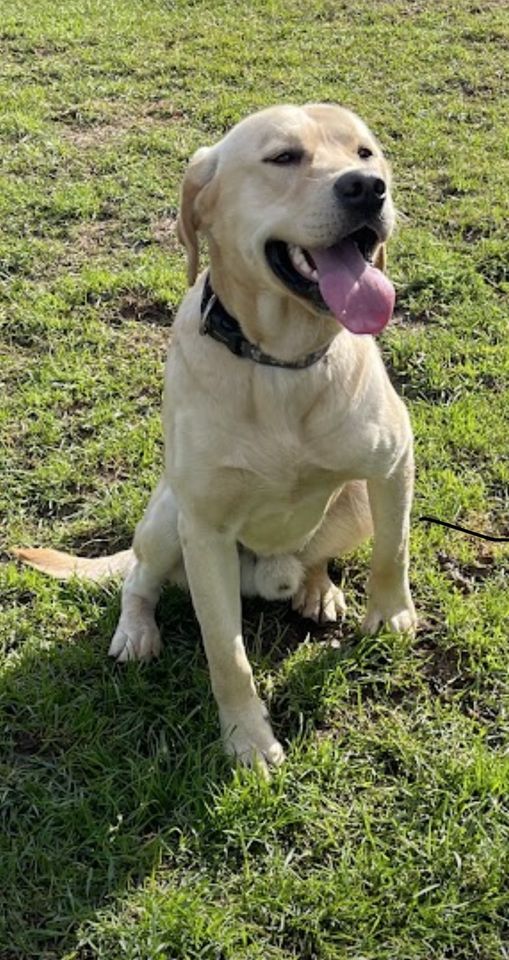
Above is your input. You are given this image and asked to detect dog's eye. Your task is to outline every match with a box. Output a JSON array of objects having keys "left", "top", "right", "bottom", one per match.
[
  {"left": 264, "top": 149, "right": 304, "bottom": 165},
  {"left": 358, "top": 146, "right": 373, "bottom": 160}
]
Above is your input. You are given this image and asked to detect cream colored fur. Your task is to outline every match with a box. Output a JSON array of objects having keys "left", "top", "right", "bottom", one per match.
[{"left": 15, "top": 104, "right": 416, "bottom": 773}]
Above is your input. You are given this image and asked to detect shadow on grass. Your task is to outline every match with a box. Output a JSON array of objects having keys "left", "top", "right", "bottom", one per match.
[
  {"left": 2, "top": 569, "right": 428, "bottom": 958},
  {"left": 4, "top": 555, "right": 499, "bottom": 960},
  {"left": 2, "top": 581, "right": 220, "bottom": 957},
  {"left": 0, "top": 575, "right": 350, "bottom": 957}
]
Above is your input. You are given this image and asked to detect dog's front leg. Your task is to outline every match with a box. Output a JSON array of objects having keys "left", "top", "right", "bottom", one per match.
[
  {"left": 178, "top": 513, "right": 285, "bottom": 773},
  {"left": 362, "top": 446, "right": 417, "bottom": 635}
]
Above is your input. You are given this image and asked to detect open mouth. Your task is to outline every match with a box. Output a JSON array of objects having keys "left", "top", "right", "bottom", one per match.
[
  {"left": 265, "top": 225, "right": 395, "bottom": 336},
  {"left": 265, "top": 226, "right": 379, "bottom": 304}
]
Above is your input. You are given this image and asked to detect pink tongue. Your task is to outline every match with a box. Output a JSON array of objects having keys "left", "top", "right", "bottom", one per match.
[{"left": 309, "top": 239, "right": 395, "bottom": 335}]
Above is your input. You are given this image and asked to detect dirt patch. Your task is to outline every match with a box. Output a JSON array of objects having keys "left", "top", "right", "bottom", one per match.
[
  {"left": 64, "top": 214, "right": 179, "bottom": 267},
  {"left": 437, "top": 549, "right": 500, "bottom": 595},
  {"left": 151, "top": 214, "right": 180, "bottom": 251},
  {"left": 461, "top": 27, "right": 509, "bottom": 48},
  {"left": 53, "top": 98, "right": 187, "bottom": 149},
  {"left": 12, "top": 730, "right": 43, "bottom": 756},
  {"left": 30, "top": 494, "right": 90, "bottom": 523},
  {"left": 63, "top": 523, "right": 133, "bottom": 558},
  {"left": 415, "top": 632, "right": 507, "bottom": 732},
  {"left": 475, "top": 255, "right": 508, "bottom": 289},
  {"left": 54, "top": 214, "right": 181, "bottom": 286},
  {"left": 445, "top": 77, "right": 497, "bottom": 99},
  {"left": 116, "top": 293, "right": 174, "bottom": 326},
  {"left": 145, "top": 99, "right": 187, "bottom": 122},
  {"left": 70, "top": 218, "right": 122, "bottom": 256},
  {"left": 60, "top": 120, "right": 134, "bottom": 149},
  {"left": 10, "top": 727, "right": 67, "bottom": 763},
  {"left": 461, "top": 224, "right": 490, "bottom": 243},
  {"left": 435, "top": 176, "right": 468, "bottom": 200},
  {"left": 418, "top": 642, "right": 465, "bottom": 696}
]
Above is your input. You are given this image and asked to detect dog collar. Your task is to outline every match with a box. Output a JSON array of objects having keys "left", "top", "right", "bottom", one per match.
[{"left": 199, "top": 274, "right": 330, "bottom": 370}]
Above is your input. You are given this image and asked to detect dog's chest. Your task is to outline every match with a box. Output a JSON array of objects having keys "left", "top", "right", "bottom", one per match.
[
  {"left": 167, "top": 343, "right": 395, "bottom": 552},
  {"left": 238, "top": 480, "right": 337, "bottom": 554},
  {"left": 221, "top": 432, "right": 342, "bottom": 553}
]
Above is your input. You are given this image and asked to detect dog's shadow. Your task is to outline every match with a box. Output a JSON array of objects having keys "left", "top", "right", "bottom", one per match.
[{"left": 3, "top": 574, "right": 377, "bottom": 954}]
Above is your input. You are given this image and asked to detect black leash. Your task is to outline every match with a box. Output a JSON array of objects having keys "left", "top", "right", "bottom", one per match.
[{"left": 418, "top": 516, "right": 509, "bottom": 543}]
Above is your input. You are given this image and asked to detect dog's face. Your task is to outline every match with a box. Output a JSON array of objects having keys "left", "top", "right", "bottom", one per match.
[{"left": 178, "top": 104, "right": 395, "bottom": 328}]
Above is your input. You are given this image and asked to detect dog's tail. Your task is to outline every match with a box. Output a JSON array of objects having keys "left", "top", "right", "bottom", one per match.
[{"left": 12, "top": 546, "right": 134, "bottom": 582}]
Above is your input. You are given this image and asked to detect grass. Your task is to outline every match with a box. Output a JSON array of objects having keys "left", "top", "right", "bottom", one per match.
[{"left": 0, "top": 0, "right": 508, "bottom": 957}]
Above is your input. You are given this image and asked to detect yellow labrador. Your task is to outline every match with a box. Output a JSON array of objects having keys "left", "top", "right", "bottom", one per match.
[{"left": 16, "top": 104, "right": 416, "bottom": 772}]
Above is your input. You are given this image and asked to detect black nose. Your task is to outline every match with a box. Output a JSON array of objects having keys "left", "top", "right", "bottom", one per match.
[{"left": 334, "top": 171, "right": 386, "bottom": 213}]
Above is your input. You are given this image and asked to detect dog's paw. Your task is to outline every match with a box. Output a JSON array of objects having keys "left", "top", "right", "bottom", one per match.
[
  {"left": 254, "top": 554, "right": 304, "bottom": 601},
  {"left": 219, "top": 698, "right": 285, "bottom": 776},
  {"left": 361, "top": 594, "right": 417, "bottom": 635},
  {"left": 108, "top": 617, "right": 162, "bottom": 662},
  {"left": 292, "top": 571, "right": 346, "bottom": 623}
]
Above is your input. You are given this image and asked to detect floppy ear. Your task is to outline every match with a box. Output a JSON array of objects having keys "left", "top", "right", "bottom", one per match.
[
  {"left": 177, "top": 146, "right": 219, "bottom": 286},
  {"left": 373, "top": 243, "right": 387, "bottom": 272}
]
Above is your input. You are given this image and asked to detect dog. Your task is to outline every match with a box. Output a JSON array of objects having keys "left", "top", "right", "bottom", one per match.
[{"left": 15, "top": 104, "right": 417, "bottom": 773}]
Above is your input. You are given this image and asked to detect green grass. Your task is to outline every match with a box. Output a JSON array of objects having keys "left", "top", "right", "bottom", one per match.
[{"left": 1, "top": 0, "right": 508, "bottom": 957}]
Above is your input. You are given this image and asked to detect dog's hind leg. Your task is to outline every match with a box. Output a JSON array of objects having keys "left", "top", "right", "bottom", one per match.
[
  {"left": 109, "top": 479, "right": 182, "bottom": 661},
  {"left": 293, "top": 480, "right": 373, "bottom": 624}
]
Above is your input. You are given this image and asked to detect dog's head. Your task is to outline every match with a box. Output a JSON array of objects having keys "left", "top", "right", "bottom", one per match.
[{"left": 177, "top": 104, "right": 396, "bottom": 335}]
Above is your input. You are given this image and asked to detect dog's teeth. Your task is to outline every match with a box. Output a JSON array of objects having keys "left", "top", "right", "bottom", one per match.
[{"left": 288, "top": 244, "right": 316, "bottom": 282}]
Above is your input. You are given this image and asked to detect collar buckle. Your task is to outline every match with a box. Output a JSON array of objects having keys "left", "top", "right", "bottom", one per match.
[{"left": 200, "top": 290, "right": 217, "bottom": 335}]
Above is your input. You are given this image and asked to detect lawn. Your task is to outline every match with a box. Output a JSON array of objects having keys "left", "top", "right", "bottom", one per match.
[{"left": 0, "top": 0, "right": 508, "bottom": 957}]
